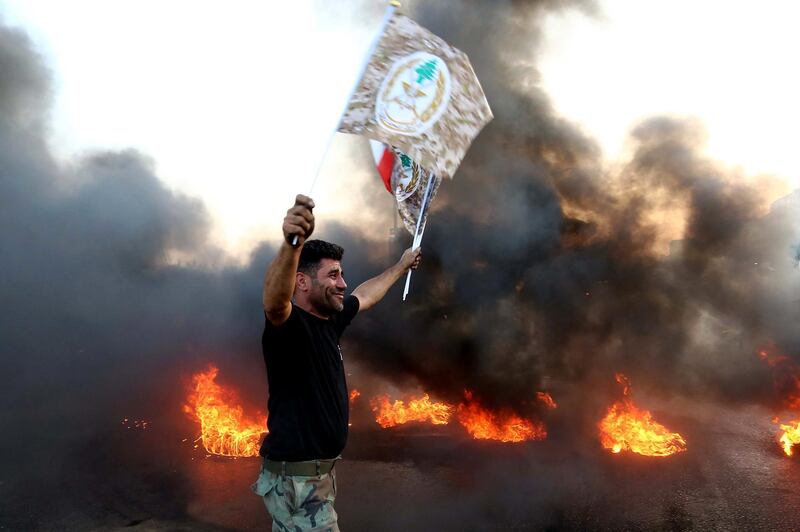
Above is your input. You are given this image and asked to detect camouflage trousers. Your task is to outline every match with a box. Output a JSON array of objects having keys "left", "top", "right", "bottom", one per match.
[{"left": 252, "top": 461, "right": 339, "bottom": 532}]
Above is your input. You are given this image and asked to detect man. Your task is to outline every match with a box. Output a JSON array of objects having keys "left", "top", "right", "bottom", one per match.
[{"left": 252, "top": 194, "right": 421, "bottom": 531}]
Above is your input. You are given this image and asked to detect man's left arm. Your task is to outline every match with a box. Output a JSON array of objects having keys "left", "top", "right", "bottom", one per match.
[{"left": 351, "top": 247, "right": 422, "bottom": 312}]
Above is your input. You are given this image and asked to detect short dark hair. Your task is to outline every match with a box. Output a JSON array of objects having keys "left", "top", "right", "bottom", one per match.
[{"left": 298, "top": 239, "right": 344, "bottom": 276}]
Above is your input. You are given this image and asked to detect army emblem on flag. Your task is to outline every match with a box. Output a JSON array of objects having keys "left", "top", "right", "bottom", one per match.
[
  {"left": 393, "top": 150, "right": 422, "bottom": 201},
  {"left": 376, "top": 51, "right": 452, "bottom": 136},
  {"left": 339, "top": 12, "right": 493, "bottom": 180},
  {"left": 391, "top": 148, "right": 440, "bottom": 235}
]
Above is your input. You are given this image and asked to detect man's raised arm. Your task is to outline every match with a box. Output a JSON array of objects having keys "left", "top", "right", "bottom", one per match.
[
  {"left": 351, "top": 247, "right": 422, "bottom": 312},
  {"left": 263, "top": 195, "right": 315, "bottom": 325}
]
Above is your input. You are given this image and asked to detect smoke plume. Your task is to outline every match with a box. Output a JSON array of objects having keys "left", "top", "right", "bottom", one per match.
[
  {"left": 2, "top": 1, "right": 800, "bottom": 528},
  {"left": 342, "top": 0, "right": 800, "bottom": 417}
]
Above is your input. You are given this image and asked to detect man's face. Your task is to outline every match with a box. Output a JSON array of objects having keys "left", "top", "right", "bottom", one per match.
[{"left": 308, "top": 258, "right": 347, "bottom": 315}]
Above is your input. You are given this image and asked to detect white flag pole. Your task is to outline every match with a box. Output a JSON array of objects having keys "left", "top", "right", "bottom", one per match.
[
  {"left": 291, "top": 2, "right": 398, "bottom": 246},
  {"left": 402, "top": 174, "right": 436, "bottom": 301}
]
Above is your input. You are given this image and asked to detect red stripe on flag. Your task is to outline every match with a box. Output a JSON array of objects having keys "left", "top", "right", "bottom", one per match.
[{"left": 377, "top": 148, "right": 394, "bottom": 193}]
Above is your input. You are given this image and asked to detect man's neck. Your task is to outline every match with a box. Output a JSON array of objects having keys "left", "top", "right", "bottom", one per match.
[{"left": 294, "top": 298, "right": 330, "bottom": 320}]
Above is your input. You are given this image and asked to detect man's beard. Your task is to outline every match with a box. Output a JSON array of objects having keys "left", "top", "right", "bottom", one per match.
[
  {"left": 325, "top": 289, "right": 345, "bottom": 313},
  {"left": 311, "top": 282, "right": 344, "bottom": 314}
]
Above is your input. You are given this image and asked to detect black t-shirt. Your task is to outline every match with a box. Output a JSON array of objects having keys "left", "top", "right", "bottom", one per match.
[{"left": 259, "top": 295, "right": 359, "bottom": 461}]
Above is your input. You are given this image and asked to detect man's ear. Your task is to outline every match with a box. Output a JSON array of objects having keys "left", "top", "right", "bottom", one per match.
[{"left": 295, "top": 272, "right": 309, "bottom": 292}]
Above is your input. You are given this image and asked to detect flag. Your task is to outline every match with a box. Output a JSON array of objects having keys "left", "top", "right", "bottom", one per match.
[
  {"left": 369, "top": 140, "right": 394, "bottom": 193},
  {"left": 339, "top": 11, "right": 493, "bottom": 180},
  {"left": 370, "top": 140, "right": 441, "bottom": 236}
]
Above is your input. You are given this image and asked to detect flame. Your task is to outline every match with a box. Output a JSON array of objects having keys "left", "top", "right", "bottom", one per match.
[
  {"left": 758, "top": 347, "right": 800, "bottom": 410},
  {"left": 537, "top": 391, "right": 557, "bottom": 409},
  {"left": 457, "top": 392, "right": 546, "bottom": 443},
  {"left": 349, "top": 389, "right": 361, "bottom": 403},
  {"left": 370, "top": 394, "right": 454, "bottom": 428},
  {"left": 598, "top": 374, "right": 687, "bottom": 457},
  {"left": 183, "top": 366, "right": 267, "bottom": 457},
  {"left": 779, "top": 420, "right": 800, "bottom": 456},
  {"left": 121, "top": 418, "right": 148, "bottom": 430},
  {"left": 758, "top": 347, "right": 800, "bottom": 457},
  {"left": 369, "top": 390, "right": 547, "bottom": 443}
]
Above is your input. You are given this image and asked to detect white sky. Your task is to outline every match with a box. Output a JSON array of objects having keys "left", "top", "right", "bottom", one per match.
[
  {"left": 1, "top": 0, "right": 798, "bottom": 257},
  {"left": 539, "top": 0, "right": 800, "bottom": 186}
]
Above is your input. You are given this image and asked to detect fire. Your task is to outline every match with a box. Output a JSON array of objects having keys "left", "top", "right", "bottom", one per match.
[
  {"left": 457, "top": 392, "right": 546, "bottom": 443},
  {"left": 184, "top": 366, "right": 267, "bottom": 457},
  {"left": 779, "top": 420, "right": 800, "bottom": 456},
  {"left": 758, "top": 347, "right": 800, "bottom": 410},
  {"left": 121, "top": 418, "right": 148, "bottom": 430},
  {"left": 370, "top": 394, "right": 454, "bottom": 428},
  {"left": 758, "top": 347, "right": 800, "bottom": 456},
  {"left": 537, "top": 391, "right": 557, "bottom": 409},
  {"left": 369, "top": 389, "right": 548, "bottom": 443},
  {"left": 349, "top": 389, "right": 361, "bottom": 403},
  {"left": 598, "top": 374, "right": 687, "bottom": 457}
]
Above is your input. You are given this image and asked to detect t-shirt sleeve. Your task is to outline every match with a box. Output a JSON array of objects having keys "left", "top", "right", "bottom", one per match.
[
  {"left": 263, "top": 305, "right": 298, "bottom": 338},
  {"left": 332, "top": 295, "right": 360, "bottom": 337}
]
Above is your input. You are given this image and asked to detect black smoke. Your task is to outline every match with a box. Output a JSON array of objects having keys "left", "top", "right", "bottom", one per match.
[
  {"left": 2, "top": 1, "right": 800, "bottom": 528},
  {"left": 342, "top": 0, "right": 800, "bottom": 418},
  {"left": 2, "top": 0, "right": 799, "bottom": 453},
  {"left": 0, "top": 17, "right": 273, "bottom": 528}
]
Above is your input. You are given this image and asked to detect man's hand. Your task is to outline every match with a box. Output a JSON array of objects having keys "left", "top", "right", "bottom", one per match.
[
  {"left": 264, "top": 194, "right": 314, "bottom": 325},
  {"left": 399, "top": 247, "right": 422, "bottom": 272},
  {"left": 283, "top": 195, "right": 315, "bottom": 246},
  {"left": 351, "top": 247, "right": 422, "bottom": 312}
]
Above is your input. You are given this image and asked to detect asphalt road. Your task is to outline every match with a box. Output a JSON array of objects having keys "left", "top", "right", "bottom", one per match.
[{"left": 2, "top": 403, "right": 799, "bottom": 531}]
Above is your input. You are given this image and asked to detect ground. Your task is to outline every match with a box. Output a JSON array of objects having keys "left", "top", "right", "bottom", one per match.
[{"left": 1, "top": 404, "right": 798, "bottom": 531}]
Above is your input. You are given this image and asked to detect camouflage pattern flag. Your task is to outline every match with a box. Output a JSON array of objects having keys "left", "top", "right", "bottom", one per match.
[
  {"left": 339, "top": 11, "right": 493, "bottom": 180},
  {"left": 370, "top": 140, "right": 441, "bottom": 236}
]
